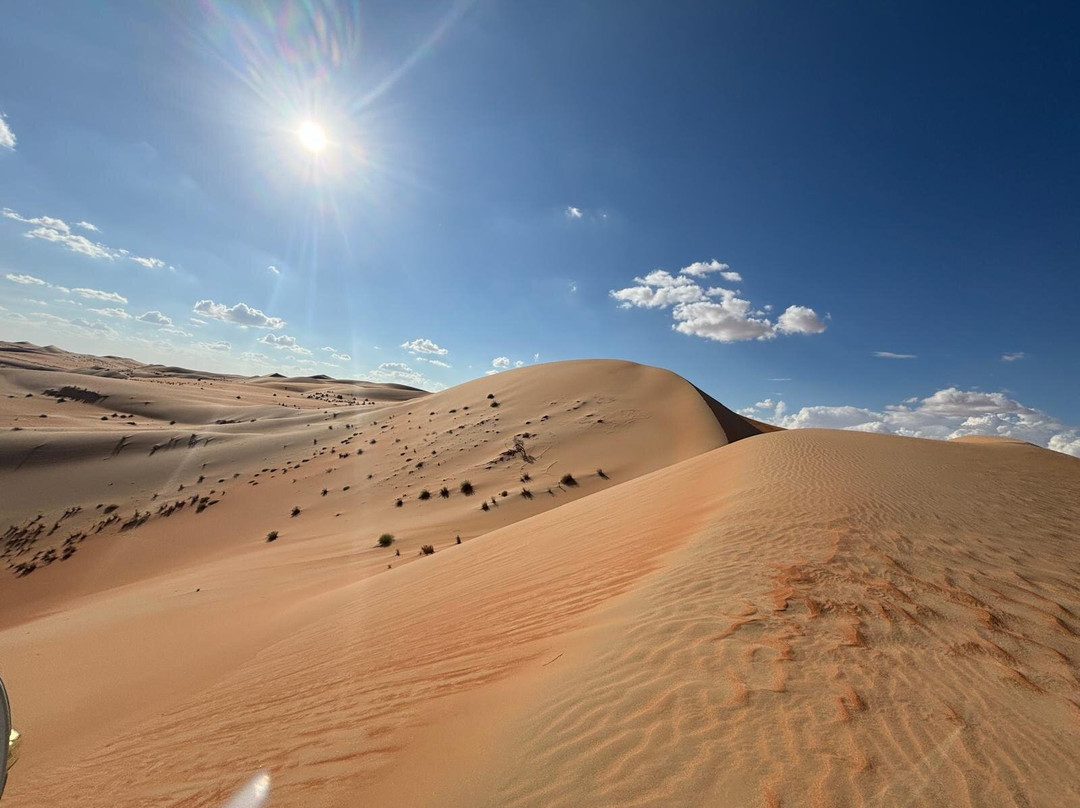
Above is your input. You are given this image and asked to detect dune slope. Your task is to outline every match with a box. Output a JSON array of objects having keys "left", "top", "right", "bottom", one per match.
[{"left": 3, "top": 423, "right": 1077, "bottom": 807}]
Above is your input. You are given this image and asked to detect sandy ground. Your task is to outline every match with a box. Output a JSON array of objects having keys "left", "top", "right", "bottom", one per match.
[{"left": 0, "top": 342, "right": 1077, "bottom": 807}]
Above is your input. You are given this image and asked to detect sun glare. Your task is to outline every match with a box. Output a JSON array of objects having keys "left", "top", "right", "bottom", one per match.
[{"left": 298, "top": 121, "right": 327, "bottom": 152}]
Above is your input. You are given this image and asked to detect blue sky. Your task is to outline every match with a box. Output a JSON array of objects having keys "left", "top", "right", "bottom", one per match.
[{"left": 1, "top": 1, "right": 1077, "bottom": 453}]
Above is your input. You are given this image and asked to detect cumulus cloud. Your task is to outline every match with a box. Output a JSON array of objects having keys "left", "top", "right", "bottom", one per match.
[
  {"left": 137, "top": 310, "right": 172, "bottom": 326},
  {"left": 491, "top": 356, "right": 511, "bottom": 369},
  {"left": 1, "top": 207, "right": 167, "bottom": 267},
  {"left": 257, "top": 333, "right": 311, "bottom": 354},
  {"left": 5, "top": 273, "right": 47, "bottom": 285},
  {"left": 320, "top": 346, "right": 351, "bottom": 360},
  {"left": 73, "top": 287, "right": 127, "bottom": 304},
  {"left": 400, "top": 338, "right": 448, "bottom": 355},
  {"left": 416, "top": 357, "right": 451, "bottom": 368},
  {"left": 873, "top": 351, "right": 916, "bottom": 359},
  {"left": 0, "top": 114, "right": 15, "bottom": 150},
  {"left": 1001, "top": 352, "right": 1026, "bottom": 362},
  {"left": 612, "top": 261, "right": 825, "bottom": 344},
  {"left": 769, "top": 387, "right": 1079, "bottom": 457},
  {"left": 565, "top": 206, "right": 583, "bottom": 219},
  {"left": 366, "top": 362, "right": 431, "bottom": 388},
  {"left": 198, "top": 341, "right": 231, "bottom": 353},
  {"left": 90, "top": 307, "right": 131, "bottom": 319},
  {"left": 193, "top": 299, "right": 285, "bottom": 329}
]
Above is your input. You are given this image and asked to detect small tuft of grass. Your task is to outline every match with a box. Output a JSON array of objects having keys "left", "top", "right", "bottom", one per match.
[
  {"left": 266, "top": 530, "right": 279, "bottom": 542},
  {"left": 481, "top": 501, "right": 489, "bottom": 511},
  {"left": 490, "top": 400, "right": 500, "bottom": 408},
  {"left": 486, "top": 393, "right": 495, "bottom": 399},
  {"left": 418, "top": 489, "right": 431, "bottom": 500},
  {"left": 521, "top": 488, "right": 533, "bottom": 499},
  {"left": 321, "top": 488, "right": 328, "bottom": 496},
  {"left": 378, "top": 533, "right": 394, "bottom": 547},
  {"left": 291, "top": 506, "right": 301, "bottom": 517},
  {"left": 520, "top": 472, "right": 531, "bottom": 482},
  {"left": 560, "top": 473, "right": 578, "bottom": 487},
  {"left": 460, "top": 480, "right": 474, "bottom": 496},
  {"left": 439, "top": 486, "right": 450, "bottom": 498},
  {"left": 395, "top": 498, "right": 404, "bottom": 508},
  {"left": 597, "top": 468, "right": 609, "bottom": 479},
  {"left": 420, "top": 544, "right": 435, "bottom": 555}
]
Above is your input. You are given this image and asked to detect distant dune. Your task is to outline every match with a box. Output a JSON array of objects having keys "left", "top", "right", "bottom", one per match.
[{"left": 0, "top": 341, "right": 1076, "bottom": 807}]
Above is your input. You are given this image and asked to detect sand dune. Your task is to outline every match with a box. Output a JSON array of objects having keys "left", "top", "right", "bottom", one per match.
[{"left": 1, "top": 344, "right": 1077, "bottom": 807}]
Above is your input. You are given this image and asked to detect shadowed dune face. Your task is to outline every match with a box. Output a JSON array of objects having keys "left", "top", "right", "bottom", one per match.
[{"left": 0, "top": 344, "right": 1077, "bottom": 808}]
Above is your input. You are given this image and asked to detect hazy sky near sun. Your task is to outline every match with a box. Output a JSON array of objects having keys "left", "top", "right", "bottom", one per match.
[{"left": 0, "top": 1, "right": 1078, "bottom": 453}]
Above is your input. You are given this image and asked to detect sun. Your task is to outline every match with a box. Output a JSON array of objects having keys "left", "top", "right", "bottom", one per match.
[{"left": 297, "top": 121, "right": 327, "bottom": 152}]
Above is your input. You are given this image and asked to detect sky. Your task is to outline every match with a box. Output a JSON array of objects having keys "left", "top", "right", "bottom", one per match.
[{"left": 1, "top": 1, "right": 1078, "bottom": 454}]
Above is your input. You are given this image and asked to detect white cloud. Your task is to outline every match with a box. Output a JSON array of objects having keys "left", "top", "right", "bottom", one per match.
[
  {"left": 680, "top": 259, "right": 732, "bottom": 278},
  {"left": 1001, "top": 352, "right": 1026, "bottom": 362},
  {"left": 198, "top": 341, "right": 232, "bottom": 353},
  {"left": 776, "top": 305, "right": 826, "bottom": 335},
  {"left": 331, "top": 353, "right": 350, "bottom": 361},
  {"left": 533, "top": 352, "right": 540, "bottom": 362},
  {"left": 417, "top": 356, "right": 451, "bottom": 368},
  {"left": 268, "top": 265, "right": 280, "bottom": 275},
  {"left": 189, "top": 317, "right": 206, "bottom": 326},
  {"left": 873, "top": 351, "right": 917, "bottom": 359},
  {"left": 569, "top": 281, "right": 578, "bottom": 293},
  {"left": 613, "top": 264, "right": 825, "bottom": 344},
  {"left": 401, "top": 338, "right": 448, "bottom": 355},
  {"left": 257, "top": 333, "right": 311, "bottom": 354},
  {"left": 1, "top": 207, "right": 166, "bottom": 266},
  {"left": 611, "top": 270, "right": 708, "bottom": 309},
  {"left": 774, "top": 387, "right": 1079, "bottom": 457},
  {"left": 73, "top": 287, "right": 127, "bottom": 304},
  {"left": 90, "top": 307, "right": 131, "bottom": 319},
  {"left": 366, "top": 362, "right": 430, "bottom": 388},
  {"left": 5, "top": 273, "right": 47, "bottom": 286},
  {"left": 74, "top": 221, "right": 99, "bottom": 232},
  {"left": 137, "top": 310, "right": 172, "bottom": 326},
  {"left": 565, "top": 206, "right": 583, "bottom": 219},
  {"left": 514, "top": 360, "right": 524, "bottom": 367},
  {"left": 193, "top": 299, "right": 285, "bottom": 329},
  {"left": 491, "top": 356, "right": 510, "bottom": 369},
  {"left": 0, "top": 114, "right": 15, "bottom": 150},
  {"left": 159, "top": 326, "right": 192, "bottom": 337},
  {"left": 129, "top": 255, "right": 165, "bottom": 269}
]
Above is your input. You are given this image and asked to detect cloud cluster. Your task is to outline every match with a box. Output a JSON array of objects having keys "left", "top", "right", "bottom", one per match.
[
  {"left": 257, "top": 333, "right": 311, "bottom": 354},
  {"left": 611, "top": 260, "right": 825, "bottom": 343},
  {"left": 2, "top": 207, "right": 167, "bottom": 269},
  {"left": 745, "top": 388, "right": 1079, "bottom": 457},
  {"left": 0, "top": 114, "right": 14, "bottom": 150},
  {"left": 193, "top": 299, "right": 285, "bottom": 329},
  {"left": 137, "top": 310, "right": 172, "bottom": 326},
  {"left": 564, "top": 206, "right": 583, "bottom": 219},
  {"left": 401, "top": 338, "right": 448, "bottom": 355}
]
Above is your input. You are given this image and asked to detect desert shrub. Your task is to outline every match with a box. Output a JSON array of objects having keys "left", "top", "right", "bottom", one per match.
[
  {"left": 291, "top": 506, "right": 301, "bottom": 517},
  {"left": 481, "top": 501, "right": 489, "bottom": 511},
  {"left": 266, "top": 531, "right": 279, "bottom": 542},
  {"left": 520, "top": 472, "right": 531, "bottom": 482},
  {"left": 419, "top": 489, "right": 431, "bottom": 500},
  {"left": 521, "top": 488, "right": 533, "bottom": 499},
  {"left": 487, "top": 393, "right": 495, "bottom": 399},
  {"left": 322, "top": 488, "right": 328, "bottom": 496},
  {"left": 103, "top": 504, "right": 119, "bottom": 514},
  {"left": 378, "top": 533, "right": 395, "bottom": 547},
  {"left": 500, "top": 490, "right": 508, "bottom": 497},
  {"left": 395, "top": 498, "right": 403, "bottom": 508},
  {"left": 456, "top": 535, "right": 462, "bottom": 544},
  {"left": 460, "top": 480, "right": 474, "bottom": 496},
  {"left": 560, "top": 473, "right": 578, "bottom": 487},
  {"left": 420, "top": 544, "right": 435, "bottom": 555},
  {"left": 490, "top": 401, "right": 500, "bottom": 408},
  {"left": 597, "top": 468, "right": 609, "bottom": 479},
  {"left": 439, "top": 486, "right": 450, "bottom": 498}
]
